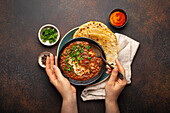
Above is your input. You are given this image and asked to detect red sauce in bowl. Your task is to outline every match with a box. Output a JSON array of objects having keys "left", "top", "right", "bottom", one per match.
[{"left": 109, "top": 11, "right": 126, "bottom": 27}]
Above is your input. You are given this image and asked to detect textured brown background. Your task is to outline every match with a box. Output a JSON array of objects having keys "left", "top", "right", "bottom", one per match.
[{"left": 0, "top": 0, "right": 169, "bottom": 113}]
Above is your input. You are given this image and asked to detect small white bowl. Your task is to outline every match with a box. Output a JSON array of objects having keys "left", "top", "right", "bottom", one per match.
[
  {"left": 38, "top": 24, "right": 60, "bottom": 46},
  {"left": 38, "top": 51, "right": 51, "bottom": 68}
]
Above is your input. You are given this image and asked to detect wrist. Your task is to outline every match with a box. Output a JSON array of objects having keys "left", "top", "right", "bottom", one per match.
[
  {"left": 105, "top": 98, "right": 117, "bottom": 105},
  {"left": 63, "top": 98, "right": 77, "bottom": 105},
  {"left": 105, "top": 98, "right": 120, "bottom": 113},
  {"left": 105, "top": 95, "right": 117, "bottom": 104},
  {"left": 63, "top": 93, "right": 77, "bottom": 103},
  {"left": 61, "top": 93, "right": 78, "bottom": 113}
]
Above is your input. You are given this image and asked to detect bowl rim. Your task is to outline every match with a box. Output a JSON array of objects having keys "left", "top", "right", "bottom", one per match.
[
  {"left": 38, "top": 24, "right": 60, "bottom": 46},
  {"left": 108, "top": 8, "right": 128, "bottom": 28},
  {"left": 57, "top": 37, "right": 106, "bottom": 86},
  {"left": 38, "top": 51, "right": 51, "bottom": 68}
]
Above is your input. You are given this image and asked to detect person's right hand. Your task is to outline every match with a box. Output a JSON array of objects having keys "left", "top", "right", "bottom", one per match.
[
  {"left": 46, "top": 54, "right": 78, "bottom": 113},
  {"left": 105, "top": 59, "right": 127, "bottom": 102},
  {"left": 45, "top": 54, "right": 76, "bottom": 101}
]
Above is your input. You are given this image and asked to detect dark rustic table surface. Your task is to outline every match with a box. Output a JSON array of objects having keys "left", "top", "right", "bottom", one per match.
[{"left": 0, "top": 0, "right": 169, "bottom": 113}]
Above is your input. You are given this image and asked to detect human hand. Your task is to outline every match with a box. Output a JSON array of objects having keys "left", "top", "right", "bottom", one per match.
[
  {"left": 105, "top": 59, "right": 127, "bottom": 102},
  {"left": 45, "top": 54, "right": 76, "bottom": 101}
]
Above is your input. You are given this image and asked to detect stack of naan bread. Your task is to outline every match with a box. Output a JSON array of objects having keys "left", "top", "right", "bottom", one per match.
[{"left": 73, "top": 21, "right": 120, "bottom": 65}]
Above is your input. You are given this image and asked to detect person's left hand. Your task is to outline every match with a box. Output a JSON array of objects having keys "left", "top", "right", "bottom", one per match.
[
  {"left": 45, "top": 54, "right": 76, "bottom": 101},
  {"left": 105, "top": 59, "right": 127, "bottom": 102}
]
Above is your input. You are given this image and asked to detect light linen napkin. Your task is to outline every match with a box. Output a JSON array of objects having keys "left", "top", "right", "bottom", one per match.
[{"left": 81, "top": 33, "right": 140, "bottom": 101}]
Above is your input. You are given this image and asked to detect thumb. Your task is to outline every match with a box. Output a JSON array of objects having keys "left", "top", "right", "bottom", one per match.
[{"left": 108, "top": 67, "right": 118, "bottom": 83}]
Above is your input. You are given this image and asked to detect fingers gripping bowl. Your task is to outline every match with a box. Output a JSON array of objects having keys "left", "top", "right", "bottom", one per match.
[{"left": 58, "top": 37, "right": 106, "bottom": 86}]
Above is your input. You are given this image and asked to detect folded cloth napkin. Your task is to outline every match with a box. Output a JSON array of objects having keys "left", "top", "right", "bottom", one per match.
[{"left": 81, "top": 33, "right": 140, "bottom": 101}]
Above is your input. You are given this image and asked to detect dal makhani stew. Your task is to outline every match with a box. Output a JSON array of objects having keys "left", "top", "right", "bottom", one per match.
[{"left": 60, "top": 41, "right": 102, "bottom": 81}]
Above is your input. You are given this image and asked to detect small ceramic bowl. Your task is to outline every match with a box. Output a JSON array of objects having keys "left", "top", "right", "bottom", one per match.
[
  {"left": 109, "top": 8, "right": 128, "bottom": 28},
  {"left": 38, "top": 51, "right": 51, "bottom": 68},
  {"left": 38, "top": 24, "right": 60, "bottom": 46}
]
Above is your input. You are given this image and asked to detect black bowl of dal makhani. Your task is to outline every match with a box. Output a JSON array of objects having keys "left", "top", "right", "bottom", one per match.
[{"left": 58, "top": 37, "right": 106, "bottom": 86}]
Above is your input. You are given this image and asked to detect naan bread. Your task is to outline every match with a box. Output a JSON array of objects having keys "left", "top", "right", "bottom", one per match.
[
  {"left": 73, "top": 21, "right": 120, "bottom": 65},
  {"left": 73, "top": 21, "right": 113, "bottom": 39}
]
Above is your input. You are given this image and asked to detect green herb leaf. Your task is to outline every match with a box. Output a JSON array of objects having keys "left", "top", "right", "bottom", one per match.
[
  {"left": 66, "top": 63, "right": 70, "bottom": 67},
  {"left": 75, "top": 63, "right": 78, "bottom": 67},
  {"left": 72, "top": 54, "right": 76, "bottom": 57},
  {"left": 77, "top": 56, "right": 80, "bottom": 61},
  {"left": 66, "top": 49, "right": 68, "bottom": 54},
  {"left": 68, "top": 68, "right": 71, "bottom": 72},
  {"left": 64, "top": 67, "right": 67, "bottom": 71},
  {"left": 86, "top": 45, "right": 91, "bottom": 51},
  {"left": 71, "top": 71, "right": 74, "bottom": 75},
  {"left": 65, "top": 58, "right": 69, "bottom": 63},
  {"left": 72, "top": 57, "right": 76, "bottom": 61},
  {"left": 73, "top": 45, "right": 77, "bottom": 49},
  {"left": 70, "top": 66, "right": 73, "bottom": 70},
  {"left": 76, "top": 51, "right": 80, "bottom": 56},
  {"left": 49, "top": 40, "right": 53, "bottom": 44},
  {"left": 88, "top": 56, "right": 92, "bottom": 60},
  {"left": 66, "top": 55, "right": 70, "bottom": 58},
  {"left": 80, "top": 44, "right": 84, "bottom": 47},
  {"left": 81, "top": 48, "right": 84, "bottom": 53},
  {"left": 42, "top": 40, "right": 46, "bottom": 42},
  {"left": 69, "top": 51, "right": 72, "bottom": 56}
]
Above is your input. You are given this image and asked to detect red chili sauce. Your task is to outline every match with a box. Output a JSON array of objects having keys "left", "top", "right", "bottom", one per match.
[
  {"left": 110, "top": 11, "right": 126, "bottom": 27},
  {"left": 60, "top": 41, "right": 102, "bottom": 81}
]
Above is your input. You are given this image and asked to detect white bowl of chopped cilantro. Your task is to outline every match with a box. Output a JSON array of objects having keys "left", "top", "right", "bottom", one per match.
[{"left": 38, "top": 24, "right": 60, "bottom": 46}]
